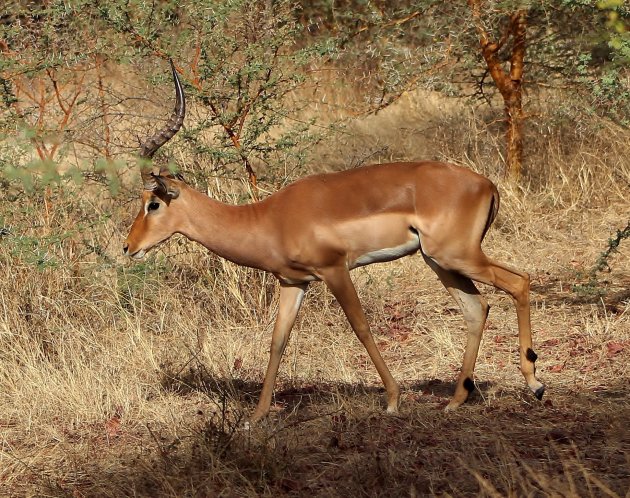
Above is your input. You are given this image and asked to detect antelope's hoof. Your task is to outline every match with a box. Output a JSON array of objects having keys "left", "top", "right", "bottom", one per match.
[{"left": 444, "top": 399, "right": 464, "bottom": 412}]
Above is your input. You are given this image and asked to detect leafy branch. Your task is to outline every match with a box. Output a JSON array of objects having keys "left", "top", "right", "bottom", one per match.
[{"left": 573, "top": 221, "right": 630, "bottom": 296}]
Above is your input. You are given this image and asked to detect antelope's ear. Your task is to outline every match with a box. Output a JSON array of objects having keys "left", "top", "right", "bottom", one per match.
[
  {"left": 153, "top": 175, "right": 180, "bottom": 199},
  {"left": 142, "top": 170, "right": 179, "bottom": 199}
]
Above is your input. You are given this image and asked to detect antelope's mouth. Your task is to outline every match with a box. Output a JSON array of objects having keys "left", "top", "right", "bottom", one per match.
[
  {"left": 127, "top": 236, "right": 171, "bottom": 260},
  {"left": 129, "top": 249, "right": 147, "bottom": 260}
]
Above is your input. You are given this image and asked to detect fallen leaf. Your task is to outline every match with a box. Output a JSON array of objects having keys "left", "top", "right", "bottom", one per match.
[
  {"left": 105, "top": 415, "right": 121, "bottom": 438},
  {"left": 381, "top": 323, "right": 412, "bottom": 342},
  {"left": 607, "top": 341, "right": 626, "bottom": 357},
  {"left": 542, "top": 338, "right": 560, "bottom": 347},
  {"left": 269, "top": 403, "right": 285, "bottom": 412}
]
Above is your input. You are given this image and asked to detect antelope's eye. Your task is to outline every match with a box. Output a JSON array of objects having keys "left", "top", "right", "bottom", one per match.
[{"left": 147, "top": 201, "right": 160, "bottom": 212}]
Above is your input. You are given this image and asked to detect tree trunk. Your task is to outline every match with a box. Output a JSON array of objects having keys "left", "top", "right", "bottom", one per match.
[
  {"left": 505, "top": 87, "right": 524, "bottom": 181},
  {"left": 468, "top": 2, "right": 527, "bottom": 182}
]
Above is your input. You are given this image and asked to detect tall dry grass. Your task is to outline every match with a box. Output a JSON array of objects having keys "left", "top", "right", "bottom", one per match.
[{"left": 1, "top": 73, "right": 629, "bottom": 496}]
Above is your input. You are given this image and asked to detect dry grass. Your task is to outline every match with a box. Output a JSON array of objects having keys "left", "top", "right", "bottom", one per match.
[{"left": 1, "top": 80, "right": 629, "bottom": 497}]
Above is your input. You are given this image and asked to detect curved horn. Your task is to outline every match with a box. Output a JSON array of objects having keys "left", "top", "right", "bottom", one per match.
[{"left": 140, "top": 59, "right": 186, "bottom": 188}]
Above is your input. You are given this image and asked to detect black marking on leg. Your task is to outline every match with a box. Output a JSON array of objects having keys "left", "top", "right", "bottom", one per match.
[
  {"left": 526, "top": 348, "right": 538, "bottom": 363},
  {"left": 463, "top": 377, "right": 475, "bottom": 393},
  {"left": 534, "top": 385, "right": 545, "bottom": 400}
]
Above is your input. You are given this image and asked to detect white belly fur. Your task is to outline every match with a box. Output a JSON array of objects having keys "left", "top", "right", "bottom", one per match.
[{"left": 350, "top": 232, "right": 421, "bottom": 269}]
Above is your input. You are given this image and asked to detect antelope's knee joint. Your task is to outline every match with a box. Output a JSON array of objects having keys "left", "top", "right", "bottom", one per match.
[{"left": 463, "top": 377, "right": 475, "bottom": 393}]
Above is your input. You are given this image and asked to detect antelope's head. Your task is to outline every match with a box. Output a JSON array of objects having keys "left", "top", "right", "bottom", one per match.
[{"left": 123, "top": 60, "right": 186, "bottom": 260}]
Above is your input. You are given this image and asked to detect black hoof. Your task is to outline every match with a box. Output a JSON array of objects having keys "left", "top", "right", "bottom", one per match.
[{"left": 534, "top": 385, "right": 545, "bottom": 400}]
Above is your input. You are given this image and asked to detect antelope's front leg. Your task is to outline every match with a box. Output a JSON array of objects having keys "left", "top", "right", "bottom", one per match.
[
  {"left": 320, "top": 266, "right": 400, "bottom": 414},
  {"left": 250, "top": 283, "right": 308, "bottom": 423}
]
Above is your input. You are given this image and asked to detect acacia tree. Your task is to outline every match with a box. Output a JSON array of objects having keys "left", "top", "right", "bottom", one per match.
[
  {"left": 299, "top": 1, "right": 533, "bottom": 179},
  {"left": 466, "top": 0, "right": 628, "bottom": 181},
  {"left": 96, "top": 0, "right": 329, "bottom": 199},
  {"left": 1, "top": 0, "right": 334, "bottom": 203},
  {"left": 468, "top": 2, "right": 528, "bottom": 182},
  {"left": 299, "top": 0, "right": 628, "bottom": 182}
]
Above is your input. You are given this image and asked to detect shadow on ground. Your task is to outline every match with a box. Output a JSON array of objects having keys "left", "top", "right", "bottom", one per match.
[
  {"left": 27, "top": 366, "right": 629, "bottom": 497},
  {"left": 158, "top": 359, "right": 500, "bottom": 415}
]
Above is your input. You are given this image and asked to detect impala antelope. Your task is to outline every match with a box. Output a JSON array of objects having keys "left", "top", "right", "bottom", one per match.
[{"left": 124, "top": 61, "right": 544, "bottom": 422}]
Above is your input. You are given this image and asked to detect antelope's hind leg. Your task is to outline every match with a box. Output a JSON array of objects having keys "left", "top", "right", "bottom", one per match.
[
  {"left": 442, "top": 252, "right": 545, "bottom": 402},
  {"left": 424, "top": 256, "right": 489, "bottom": 409},
  {"left": 473, "top": 258, "right": 545, "bottom": 400}
]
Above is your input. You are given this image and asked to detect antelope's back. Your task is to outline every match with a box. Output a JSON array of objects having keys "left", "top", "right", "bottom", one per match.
[{"left": 266, "top": 161, "right": 492, "bottom": 220}]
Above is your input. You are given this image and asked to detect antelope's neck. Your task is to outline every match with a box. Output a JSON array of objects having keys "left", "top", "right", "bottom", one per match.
[{"left": 178, "top": 188, "right": 275, "bottom": 271}]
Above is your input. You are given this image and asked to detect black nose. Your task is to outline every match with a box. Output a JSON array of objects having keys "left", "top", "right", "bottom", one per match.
[{"left": 123, "top": 243, "right": 129, "bottom": 255}]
